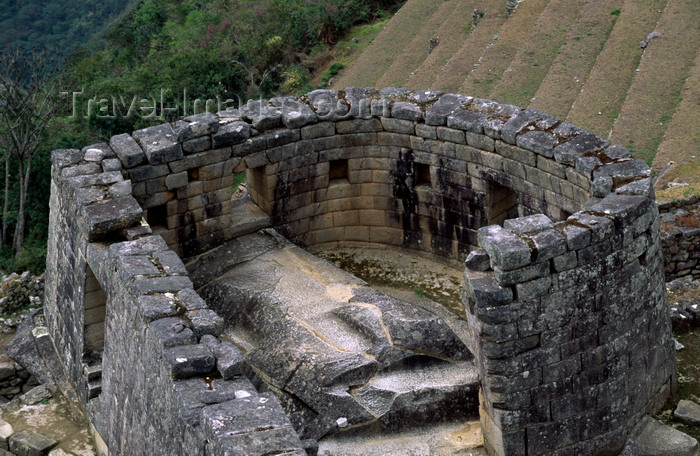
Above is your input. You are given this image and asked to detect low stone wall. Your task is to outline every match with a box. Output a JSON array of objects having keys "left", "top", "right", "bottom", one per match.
[
  {"left": 658, "top": 196, "right": 700, "bottom": 281},
  {"left": 44, "top": 151, "right": 305, "bottom": 455},
  {"left": 42, "top": 87, "right": 674, "bottom": 455},
  {"left": 464, "top": 197, "right": 673, "bottom": 455}
]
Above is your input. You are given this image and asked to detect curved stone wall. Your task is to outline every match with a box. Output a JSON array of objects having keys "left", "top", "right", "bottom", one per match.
[{"left": 42, "top": 87, "right": 675, "bottom": 456}]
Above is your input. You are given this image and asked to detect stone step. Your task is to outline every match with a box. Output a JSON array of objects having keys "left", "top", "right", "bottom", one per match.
[
  {"left": 318, "top": 419, "right": 487, "bottom": 456},
  {"left": 488, "top": 0, "right": 588, "bottom": 108},
  {"left": 375, "top": 0, "right": 464, "bottom": 88},
  {"left": 457, "top": 0, "right": 550, "bottom": 98},
  {"left": 610, "top": 0, "right": 700, "bottom": 165},
  {"left": 351, "top": 358, "right": 479, "bottom": 430},
  {"left": 566, "top": 0, "right": 667, "bottom": 138},
  {"left": 528, "top": 0, "right": 621, "bottom": 120}
]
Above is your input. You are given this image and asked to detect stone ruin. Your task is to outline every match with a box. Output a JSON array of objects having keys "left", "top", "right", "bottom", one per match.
[{"left": 41, "top": 87, "right": 681, "bottom": 455}]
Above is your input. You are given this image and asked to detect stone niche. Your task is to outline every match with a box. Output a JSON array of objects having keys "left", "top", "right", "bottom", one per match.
[{"left": 42, "top": 87, "right": 675, "bottom": 456}]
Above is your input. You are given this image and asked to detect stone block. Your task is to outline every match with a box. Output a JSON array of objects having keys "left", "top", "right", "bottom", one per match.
[
  {"left": 515, "top": 276, "right": 552, "bottom": 301},
  {"left": 107, "top": 180, "right": 132, "bottom": 199},
  {"left": 503, "top": 214, "right": 554, "bottom": 235},
  {"left": 164, "top": 344, "right": 216, "bottom": 379},
  {"left": 81, "top": 196, "right": 143, "bottom": 240},
  {"left": 466, "top": 131, "right": 495, "bottom": 152},
  {"left": 269, "top": 97, "right": 318, "bottom": 129},
  {"left": 478, "top": 225, "right": 533, "bottom": 271},
  {"left": 379, "top": 117, "right": 415, "bottom": 134},
  {"left": 174, "top": 112, "right": 219, "bottom": 142},
  {"left": 241, "top": 100, "right": 282, "bottom": 131},
  {"left": 0, "top": 419, "right": 12, "bottom": 449},
  {"left": 390, "top": 101, "right": 422, "bottom": 121},
  {"left": 465, "top": 275, "right": 514, "bottom": 309},
  {"left": 436, "top": 127, "right": 466, "bottom": 144},
  {"left": 153, "top": 250, "right": 187, "bottom": 275},
  {"left": 674, "top": 400, "right": 700, "bottom": 426},
  {"left": 9, "top": 431, "right": 57, "bottom": 456},
  {"left": 66, "top": 171, "right": 122, "bottom": 189},
  {"left": 132, "top": 123, "right": 183, "bottom": 165},
  {"left": 465, "top": 249, "right": 491, "bottom": 271},
  {"left": 553, "top": 133, "right": 609, "bottom": 166},
  {"left": 109, "top": 235, "right": 168, "bottom": 257},
  {"left": 495, "top": 141, "right": 536, "bottom": 167},
  {"left": 212, "top": 121, "right": 251, "bottom": 148},
  {"left": 51, "top": 148, "right": 82, "bottom": 170},
  {"left": 425, "top": 93, "right": 470, "bottom": 126},
  {"left": 110, "top": 133, "right": 146, "bottom": 169},
  {"left": 182, "top": 135, "right": 212, "bottom": 154},
  {"left": 500, "top": 110, "right": 545, "bottom": 144},
  {"left": 165, "top": 172, "right": 188, "bottom": 190},
  {"left": 138, "top": 295, "right": 177, "bottom": 322},
  {"left": 517, "top": 130, "right": 556, "bottom": 157},
  {"left": 530, "top": 229, "right": 567, "bottom": 263},
  {"left": 415, "top": 123, "right": 437, "bottom": 139},
  {"left": 210, "top": 341, "right": 247, "bottom": 380},
  {"left": 132, "top": 276, "right": 193, "bottom": 294},
  {"left": 619, "top": 416, "right": 698, "bottom": 456},
  {"left": 447, "top": 110, "right": 487, "bottom": 133},
  {"left": 61, "top": 163, "right": 102, "bottom": 178},
  {"left": 148, "top": 317, "right": 196, "bottom": 348},
  {"left": 494, "top": 262, "right": 549, "bottom": 287}
]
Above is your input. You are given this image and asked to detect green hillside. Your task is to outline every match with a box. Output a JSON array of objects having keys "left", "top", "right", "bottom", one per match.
[{"left": 0, "top": 0, "right": 133, "bottom": 60}]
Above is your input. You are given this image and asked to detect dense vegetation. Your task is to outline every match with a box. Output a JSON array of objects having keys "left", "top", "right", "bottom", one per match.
[
  {"left": 0, "top": 0, "right": 134, "bottom": 60},
  {"left": 0, "top": 0, "right": 405, "bottom": 274}
]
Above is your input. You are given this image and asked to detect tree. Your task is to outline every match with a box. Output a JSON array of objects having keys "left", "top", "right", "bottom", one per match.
[{"left": 0, "top": 48, "right": 67, "bottom": 254}]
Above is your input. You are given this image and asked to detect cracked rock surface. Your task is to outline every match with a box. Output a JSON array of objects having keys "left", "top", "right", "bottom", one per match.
[{"left": 189, "top": 229, "right": 478, "bottom": 441}]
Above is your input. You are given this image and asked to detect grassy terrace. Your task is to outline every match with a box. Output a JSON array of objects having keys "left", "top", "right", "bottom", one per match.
[
  {"left": 376, "top": 0, "right": 462, "bottom": 88},
  {"left": 331, "top": 0, "right": 437, "bottom": 89},
  {"left": 488, "top": 0, "right": 584, "bottom": 108},
  {"left": 653, "top": 46, "right": 700, "bottom": 194},
  {"left": 609, "top": 0, "right": 699, "bottom": 165},
  {"left": 406, "top": 0, "right": 487, "bottom": 90},
  {"left": 528, "top": 0, "right": 619, "bottom": 119},
  {"left": 426, "top": 0, "right": 506, "bottom": 93},
  {"left": 331, "top": 0, "right": 697, "bottom": 189},
  {"left": 566, "top": 0, "right": 667, "bottom": 138},
  {"left": 458, "top": 0, "right": 549, "bottom": 98}
]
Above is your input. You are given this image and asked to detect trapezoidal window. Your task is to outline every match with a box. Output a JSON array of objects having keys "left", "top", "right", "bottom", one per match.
[
  {"left": 485, "top": 180, "right": 517, "bottom": 226},
  {"left": 146, "top": 204, "right": 167, "bottom": 231},
  {"left": 329, "top": 159, "right": 349, "bottom": 184},
  {"left": 83, "top": 265, "right": 105, "bottom": 400},
  {"left": 414, "top": 163, "right": 431, "bottom": 187}
]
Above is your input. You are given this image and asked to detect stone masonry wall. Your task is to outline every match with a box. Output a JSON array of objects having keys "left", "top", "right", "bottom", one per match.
[
  {"left": 44, "top": 148, "right": 305, "bottom": 455},
  {"left": 43, "top": 87, "right": 674, "bottom": 455},
  {"left": 114, "top": 88, "right": 598, "bottom": 264},
  {"left": 657, "top": 196, "right": 700, "bottom": 281}
]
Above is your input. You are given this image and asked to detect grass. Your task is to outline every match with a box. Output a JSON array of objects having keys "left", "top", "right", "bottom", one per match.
[
  {"left": 566, "top": 0, "right": 667, "bottom": 137},
  {"left": 609, "top": 0, "right": 699, "bottom": 167},
  {"left": 459, "top": 0, "right": 550, "bottom": 98},
  {"left": 376, "top": 0, "right": 462, "bottom": 88},
  {"left": 655, "top": 156, "right": 700, "bottom": 198},
  {"left": 528, "top": 0, "right": 619, "bottom": 119},
  {"left": 311, "top": 16, "right": 391, "bottom": 87},
  {"left": 653, "top": 32, "right": 700, "bottom": 183},
  {"left": 331, "top": 0, "right": 441, "bottom": 89},
  {"left": 489, "top": 0, "right": 585, "bottom": 107},
  {"left": 427, "top": 0, "right": 508, "bottom": 93}
]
